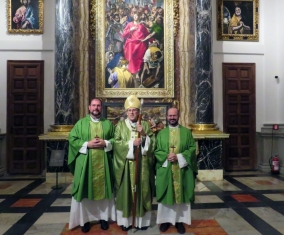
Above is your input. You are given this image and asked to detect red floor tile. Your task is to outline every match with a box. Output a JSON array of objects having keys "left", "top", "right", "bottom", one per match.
[
  {"left": 231, "top": 194, "right": 259, "bottom": 202},
  {"left": 160, "top": 220, "right": 228, "bottom": 235},
  {"left": 190, "top": 219, "right": 220, "bottom": 228},
  {"left": 11, "top": 198, "right": 41, "bottom": 207},
  {"left": 0, "top": 184, "right": 11, "bottom": 189},
  {"left": 255, "top": 180, "right": 274, "bottom": 185}
]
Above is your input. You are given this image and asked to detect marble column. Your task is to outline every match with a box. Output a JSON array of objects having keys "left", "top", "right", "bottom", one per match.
[
  {"left": 195, "top": 0, "right": 213, "bottom": 124},
  {"left": 45, "top": 0, "right": 77, "bottom": 175},
  {"left": 193, "top": 0, "right": 225, "bottom": 175},
  {"left": 54, "top": 0, "right": 76, "bottom": 125}
]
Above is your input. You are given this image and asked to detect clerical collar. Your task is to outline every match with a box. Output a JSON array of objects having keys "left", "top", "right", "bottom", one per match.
[
  {"left": 90, "top": 116, "right": 100, "bottom": 122},
  {"left": 169, "top": 124, "right": 179, "bottom": 128},
  {"left": 126, "top": 118, "right": 138, "bottom": 131},
  {"left": 128, "top": 119, "right": 137, "bottom": 127}
]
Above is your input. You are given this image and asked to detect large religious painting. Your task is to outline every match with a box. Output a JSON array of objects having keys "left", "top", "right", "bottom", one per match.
[
  {"left": 91, "top": 0, "right": 177, "bottom": 98},
  {"left": 7, "top": 0, "right": 44, "bottom": 34},
  {"left": 217, "top": 0, "right": 259, "bottom": 41}
]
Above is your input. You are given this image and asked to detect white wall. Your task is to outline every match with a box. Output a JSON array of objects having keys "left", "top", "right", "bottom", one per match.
[
  {"left": 0, "top": 0, "right": 55, "bottom": 133},
  {"left": 212, "top": 0, "right": 282, "bottom": 132},
  {"left": 0, "top": 0, "right": 282, "bottom": 134},
  {"left": 277, "top": 1, "right": 284, "bottom": 122}
]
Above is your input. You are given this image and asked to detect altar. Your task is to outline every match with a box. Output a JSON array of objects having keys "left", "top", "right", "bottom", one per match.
[{"left": 39, "top": 0, "right": 229, "bottom": 183}]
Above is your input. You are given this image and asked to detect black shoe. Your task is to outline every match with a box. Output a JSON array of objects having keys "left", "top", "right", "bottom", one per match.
[
  {"left": 121, "top": 225, "right": 131, "bottom": 231},
  {"left": 134, "top": 226, "right": 148, "bottom": 230},
  {"left": 100, "top": 220, "right": 109, "bottom": 230},
  {"left": 81, "top": 222, "right": 90, "bottom": 233},
  {"left": 175, "top": 222, "right": 185, "bottom": 234},
  {"left": 159, "top": 222, "right": 170, "bottom": 232}
]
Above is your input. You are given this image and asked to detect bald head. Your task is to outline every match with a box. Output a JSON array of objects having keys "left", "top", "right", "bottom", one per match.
[
  {"left": 89, "top": 98, "right": 102, "bottom": 106},
  {"left": 167, "top": 107, "right": 179, "bottom": 126}
]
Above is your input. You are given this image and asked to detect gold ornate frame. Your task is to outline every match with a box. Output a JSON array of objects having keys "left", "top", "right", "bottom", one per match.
[
  {"left": 7, "top": 0, "right": 44, "bottom": 34},
  {"left": 91, "top": 0, "right": 178, "bottom": 98},
  {"left": 217, "top": 0, "right": 259, "bottom": 41}
]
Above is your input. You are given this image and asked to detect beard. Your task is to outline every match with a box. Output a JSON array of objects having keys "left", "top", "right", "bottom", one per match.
[
  {"left": 168, "top": 119, "right": 178, "bottom": 126},
  {"left": 91, "top": 109, "right": 101, "bottom": 118}
]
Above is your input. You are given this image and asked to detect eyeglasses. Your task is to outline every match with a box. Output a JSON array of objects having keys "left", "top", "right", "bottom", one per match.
[{"left": 127, "top": 109, "right": 139, "bottom": 113}]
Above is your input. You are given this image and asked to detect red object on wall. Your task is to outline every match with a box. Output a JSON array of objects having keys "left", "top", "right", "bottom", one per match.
[{"left": 273, "top": 124, "right": 279, "bottom": 130}]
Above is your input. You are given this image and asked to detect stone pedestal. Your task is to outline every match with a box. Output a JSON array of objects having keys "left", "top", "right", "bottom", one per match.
[
  {"left": 39, "top": 126, "right": 72, "bottom": 182},
  {"left": 192, "top": 130, "right": 230, "bottom": 181},
  {"left": 257, "top": 124, "right": 284, "bottom": 173}
]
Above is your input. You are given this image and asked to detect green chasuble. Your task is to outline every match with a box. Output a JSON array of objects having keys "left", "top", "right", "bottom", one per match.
[
  {"left": 155, "top": 125, "right": 197, "bottom": 205},
  {"left": 113, "top": 119, "right": 156, "bottom": 218},
  {"left": 67, "top": 115, "right": 115, "bottom": 202}
]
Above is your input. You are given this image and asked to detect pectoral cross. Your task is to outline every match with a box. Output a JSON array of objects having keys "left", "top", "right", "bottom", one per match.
[
  {"left": 94, "top": 135, "right": 99, "bottom": 139},
  {"left": 170, "top": 145, "right": 176, "bottom": 153}
]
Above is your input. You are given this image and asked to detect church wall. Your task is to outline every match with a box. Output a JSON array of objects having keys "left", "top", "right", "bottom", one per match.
[
  {"left": 212, "top": 0, "right": 283, "bottom": 132},
  {"left": 276, "top": 1, "right": 284, "bottom": 122},
  {"left": 0, "top": 0, "right": 283, "bottom": 174},
  {"left": 0, "top": 0, "right": 56, "bottom": 133}
]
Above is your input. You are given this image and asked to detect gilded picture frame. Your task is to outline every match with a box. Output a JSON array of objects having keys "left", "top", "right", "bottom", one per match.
[
  {"left": 7, "top": 0, "right": 44, "bottom": 34},
  {"left": 91, "top": 0, "right": 176, "bottom": 98},
  {"left": 102, "top": 102, "right": 171, "bottom": 127},
  {"left": 217, "top": 0, "right": 259, "bottom": 41}
]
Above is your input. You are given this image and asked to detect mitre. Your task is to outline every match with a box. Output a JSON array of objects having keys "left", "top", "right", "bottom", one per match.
[{"left": 124, "top": 94, "right": 141, "bottom": 110}]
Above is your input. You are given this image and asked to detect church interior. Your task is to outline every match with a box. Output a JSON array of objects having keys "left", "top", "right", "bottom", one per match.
[{"left": 1, "top": 0, "right": 284, "bottom": 234}]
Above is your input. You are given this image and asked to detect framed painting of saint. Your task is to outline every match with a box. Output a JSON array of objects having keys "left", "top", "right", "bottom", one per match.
[
  {"left": 7, "top": 0, "right": 44, "bottom": 34},
  {"left": 91, "top": 0, "right": 177, "bottom": 98},
  {"left": 217, "top": 0, "right": 259, "bottom": 41}
]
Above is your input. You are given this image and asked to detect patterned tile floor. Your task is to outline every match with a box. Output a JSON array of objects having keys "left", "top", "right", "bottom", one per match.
[{"left": 1, "top": 172, "right": 284, "bottom": 234}]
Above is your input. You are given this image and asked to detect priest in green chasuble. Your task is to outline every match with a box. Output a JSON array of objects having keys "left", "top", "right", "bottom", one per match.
[
  {"left": 113, "top": 95, "right": 155, "bottom": 231},
  {"left": 68, "top": 99, "right": 115, "bottom": 233},
  {"left": 155, "top": 107, "right": 197, "bottom": 234}
]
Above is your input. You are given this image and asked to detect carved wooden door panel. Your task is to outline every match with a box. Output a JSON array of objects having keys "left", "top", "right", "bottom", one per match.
[
  {"left": 7, "top": 60, "right": 44, "bottom": 174},
  {"left": 223, "top": 63, "right": 256, "bottom": 171}
]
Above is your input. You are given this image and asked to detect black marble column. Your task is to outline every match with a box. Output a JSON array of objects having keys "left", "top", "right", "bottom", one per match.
[
  {"left": 48, "top": 0, "right": 76, "bottom": 173},
  {"left": 194, "top": 0, "right": 223, "bottom": 171},
  {"left": 54, "top": 0, "right": 76, "bottom": 125},
  {"left": 195, "top": 0, "right": 213, "bottom": 124}
]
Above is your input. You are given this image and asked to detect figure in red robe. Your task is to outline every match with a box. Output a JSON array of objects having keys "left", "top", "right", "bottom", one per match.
[{"left": 122, "top": 13, "right": 149, "bottom": 74}]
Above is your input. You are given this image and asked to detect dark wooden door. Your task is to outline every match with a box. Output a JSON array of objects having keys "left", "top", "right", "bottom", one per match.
[
  {"left": 223, "top": 63, "right": 256, "bottom": 171},
  {"left": 7, "top": 60, "right": 44, "bottom": 174}
]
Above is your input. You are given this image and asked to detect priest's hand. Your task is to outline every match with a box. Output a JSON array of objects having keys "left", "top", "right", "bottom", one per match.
[
  {"left": 87, "top": 138, "right": 106, "bottom": 149},
  {"left": 168, "top": 153, "right": 177, "bottom": 162}
]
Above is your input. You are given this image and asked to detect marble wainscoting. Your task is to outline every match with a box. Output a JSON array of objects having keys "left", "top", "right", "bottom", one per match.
[
  {"left": 257, "top": 124, "right": 284, "bottom": 174},
  {"left": 193, "top": 130, "right": 230, "bottom": 181},
  {"left": 0, "top": 133, "right": 6, "bottom": 177}
]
